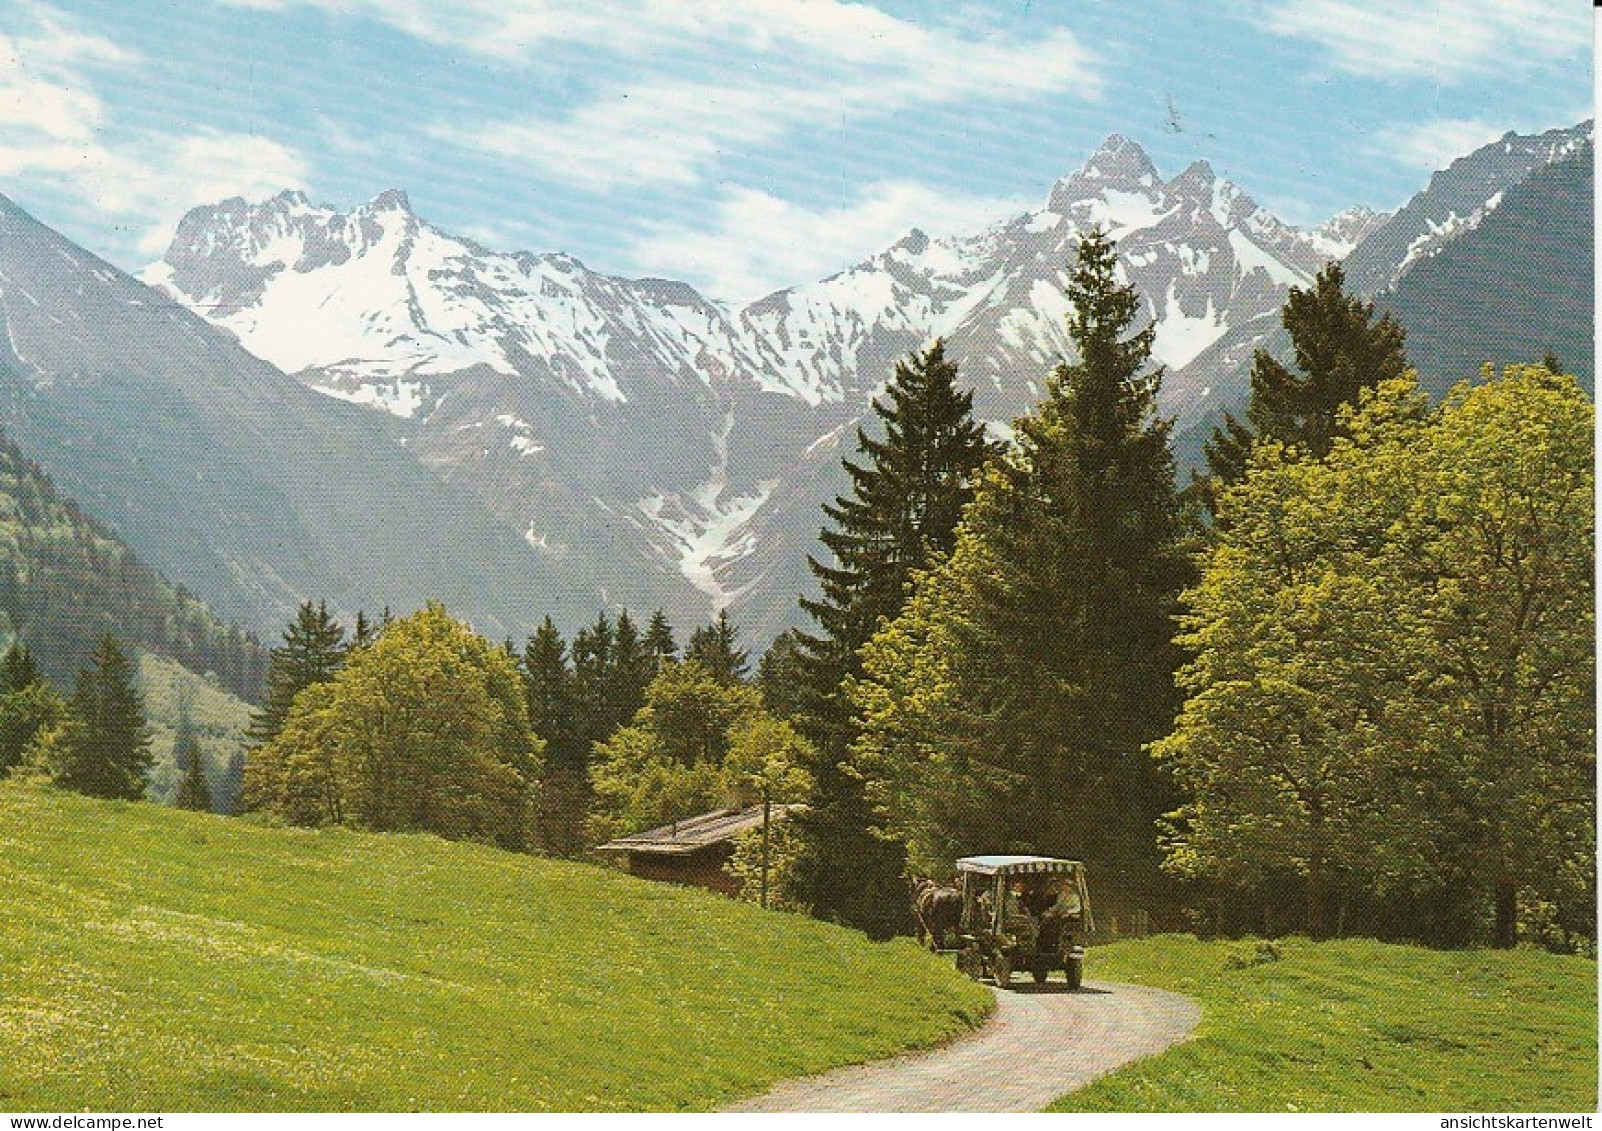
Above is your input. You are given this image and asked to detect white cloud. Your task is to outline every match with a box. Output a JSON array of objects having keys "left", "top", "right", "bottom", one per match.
[
  {"left": 223, "top": 0, "right": 1099, "bottom": 191},
  {"left": 1366, "top": 117, "right": 1510, "bottom": 172},
  {"left": 98, "top": 132, "right": 312, "bottom": 255},
  {"left": 0, "top": 4, "right": 311, "bottom": 256},
  {"left": 1259, "top": 0, "right": 1588, "bottom": 80},
  {"left": 0, "top": 3, "right": 136, "bottom": 145},
  {"left": 627, "top": 180, "right": 1024, "bottom": 302},
  {"left": 460, "top": 21, "right": 1096, "bottom": 190}
]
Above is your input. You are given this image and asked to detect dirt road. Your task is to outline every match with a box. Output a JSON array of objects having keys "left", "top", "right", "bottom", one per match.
[{"left": 725, "top": 978, "right": 1200, "bottom": 1113}]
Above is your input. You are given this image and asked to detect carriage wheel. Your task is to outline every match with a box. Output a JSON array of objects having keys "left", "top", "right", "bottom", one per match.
[
  {"left": 1031, "top": 958, "right": 1050, "bottom": 985},
  {"left": 1066, "top": 954, "right": 1084, "bottom": 990},
  {"left": 957, "top": 946, "right": 982, "bottom": 980},
  {"left": 992, "top": 954, "right": 1012, "bottom": 988}
]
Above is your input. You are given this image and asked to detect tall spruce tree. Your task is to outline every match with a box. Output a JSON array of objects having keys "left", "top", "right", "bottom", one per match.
[
  {"left": 173, "top": 709, "right": 213, "bottom": 812},
  {"left": 756, "top": 629, "right": 807, "bottom": 721},
  {"left": 686, "top": 611, "right": 749, "bottom": 686},
  {"left": 571, "top": 612, "right": 616, "bottom": 753},
  {"left": 791, "top": 338, "right": 996, "bottom": 936},
  {"left": 247, "top": 601, "right": 348, "bottom": 750},
  {"left": 522, "top": 618, "right": 578, "bottom": 765},
  {"left": 0, "top": 642, "right": 39, "bottom": 694},
  {"left": 643, "top": 611, "right": 678, "bottom": 671},
  {"left": 53, "top": 635, "right": 151, "bottom": 800},
  {"left": 1201, "top": 262, "right": 1408, "bottom": 511},
  {"left": 607, "top": 611, "right": 655, "bottom": 724},
  {"left": 855, "top": 230, "right": 1190, "bottom": 909},
  {"left": 523, "top": 617, "right": 586, "bottom": 855}
]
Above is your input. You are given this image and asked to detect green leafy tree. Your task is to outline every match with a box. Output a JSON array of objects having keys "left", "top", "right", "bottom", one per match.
[
  {"left": 0, "top": 643, "right": 63, "bottom": 775},
  {"left": 1161, "top": 367, "right": 1594, "bottom": 946},
  {"left": 51, "top": 635, "right": 152, "bottom": 800},
  {"left": 588, "top": 660, "right": 764, "bottom": 843},
  {"left": 855, "top": 230, "right": 1190, "bottom": 909},
  {"left": 791, "top": 338, "right": 996, "bottom": 936},
  {"left": 1201, "top": 262, "right": 1408, "bottom": 511},
  {"left": 724, "top": 714, "right": 815, "bottom": 908},
  {"left": 246, "top": 604, "right": 541, "bottom": 850}
]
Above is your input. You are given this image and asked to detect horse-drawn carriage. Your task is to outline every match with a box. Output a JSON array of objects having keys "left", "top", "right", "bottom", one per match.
[{"left": 948, "top": 855, "right": 1093, "bottom": 989}]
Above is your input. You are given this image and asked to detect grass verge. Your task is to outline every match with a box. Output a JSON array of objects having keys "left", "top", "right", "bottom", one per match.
[
  {"left": 0, "top": 781, "right": 990, "bottom": 1111},
  {"left": 1049, "top": 934, "right": 1596, "bottom": 1112}
]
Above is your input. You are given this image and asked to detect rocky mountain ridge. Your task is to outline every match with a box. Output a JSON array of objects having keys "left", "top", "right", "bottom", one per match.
[{"left": 5, "top": 124, "right": 1580, "bottom": 643}]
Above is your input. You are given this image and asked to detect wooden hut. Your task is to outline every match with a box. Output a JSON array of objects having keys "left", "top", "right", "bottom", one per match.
[{"left": 596, "top": 804, "right": 801, "bottom": 896}]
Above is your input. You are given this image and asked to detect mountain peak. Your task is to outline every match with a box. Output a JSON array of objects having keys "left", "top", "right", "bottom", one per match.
[
  {"left": 1048, "top": 134, "right": 1161, "bottom": 212},
  {"left": 365, "top": 189, "right": 413, "bottom": 215},
  {"left": 1171, "top": 158, "right": 1216, "bottom": 188},
  {"left": 1083, "top": 133, "right": 1159, "bottom": 181}
]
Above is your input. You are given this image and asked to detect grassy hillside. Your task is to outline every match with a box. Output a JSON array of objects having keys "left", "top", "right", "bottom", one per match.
[
  {"left": 1051, "top": 935, "right": 1597, "bottom": 1112},
  {"left": 0, "top": 782, "right": 990, "bottom": 1111},
  {"left": 138, "top": 653, "right": 254, "bottom": 813}
]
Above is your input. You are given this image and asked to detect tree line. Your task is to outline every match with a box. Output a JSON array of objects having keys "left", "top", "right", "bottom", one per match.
[
  {"left": 774, "top": 231, "right": 1589, "bottom": 950},
  {"left": 0, "top": 428, "right": 269, "bottom": 703},
  {"left": 234, "top": 598, "right": 812, "bottom": 905},
  {"left": 6, "top": 226, "right": 1588, "bottom": 951}
]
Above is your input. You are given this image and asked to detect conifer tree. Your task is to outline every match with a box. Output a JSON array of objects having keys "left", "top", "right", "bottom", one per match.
[
  {"left": 855, "top": 230, "right": 1190, "bottom": 903},
  {"left": 755, "top": 629, "right": 807, "bottom": 720},
  {"left": 0, "top": 642, "right": 60, "bottom": 774},
  {"left": 607, "top": 610, "right": 655, "bottom": 724},
  {"left": 790, "top": 338, "right": 996, "bottom": 936},
  {"left": 570, "top": 612, "right": 615, "bottom": 752},
  {"left": 173, "top": 710, "right": 213, "bottom": 812},
  {"left": 644, "top": 610, "right": 678, "bottom": 671},
  {"left": 522, "top": 617, "right": 588, "bottom": 855},
  {"left": 686, "top": 611, "right": 749, "bottom": 686},
  {"left": 247, "top": 601, "right": 348, "bottom": 750},
  {"left": 522, "top": 618, "right": 578, "bottom": 764},
  {"left": 1202, "top": 262, "right": 1408, "bottom": 510},
  {"left": 0, "top": 642, "right": 39, "bottom": 694},
  {"left": 52, "top": 635, "right": 151, "bottom": 800},
  {"left": 351, "top": 610, "right": 377, "bottom": 650}
]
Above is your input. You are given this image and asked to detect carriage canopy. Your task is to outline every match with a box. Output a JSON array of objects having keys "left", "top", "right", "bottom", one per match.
[{"left": 955, "top": 855, "right": 1086, "bottom": 877}]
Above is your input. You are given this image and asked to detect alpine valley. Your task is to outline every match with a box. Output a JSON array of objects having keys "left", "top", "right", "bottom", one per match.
[{"left": 0, "top": 124, "right": 1589, "bottom": 645}]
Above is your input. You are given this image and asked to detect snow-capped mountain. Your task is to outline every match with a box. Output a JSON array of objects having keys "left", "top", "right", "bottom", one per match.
[
  {"left": 141, "top": 126, "right": 1585, "bottom": 640},
  {"left": 1343, "top": 121, "right": 1592, "bottom": 296},
  {"left": 1164, "top": 118, "right": 1594, "bottom": 459},
  {"left": 0, "top": 192, "right": 614, "bottom": 641}
]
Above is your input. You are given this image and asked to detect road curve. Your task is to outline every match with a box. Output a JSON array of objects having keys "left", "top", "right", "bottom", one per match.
[{"left": 725, "top": 978, "right": 1200, "bottom": 1113}]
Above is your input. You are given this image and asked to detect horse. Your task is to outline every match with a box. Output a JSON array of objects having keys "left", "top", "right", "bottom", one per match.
[{"left": 911, "top": 876, "right": 963, "bottom": 951}]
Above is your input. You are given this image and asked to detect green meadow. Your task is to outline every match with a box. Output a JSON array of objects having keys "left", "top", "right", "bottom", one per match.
[
  {"left": 1053, "top": 934, "right": 1597, "bottom": 1112},
  {"left": 0, "top": 781, "right": 990, "bottom": 1111}
]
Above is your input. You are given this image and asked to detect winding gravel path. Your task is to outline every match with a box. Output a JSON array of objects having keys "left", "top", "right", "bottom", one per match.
[{"left": 726, "top": 978, "right": 1200, "bottom": 1113}]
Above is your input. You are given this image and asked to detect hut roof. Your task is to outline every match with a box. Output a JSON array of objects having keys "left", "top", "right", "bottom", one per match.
[{"left": 596, "top": 804, "right": 803, "bottom": 857}]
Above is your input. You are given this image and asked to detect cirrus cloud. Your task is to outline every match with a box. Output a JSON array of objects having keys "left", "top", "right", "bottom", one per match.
[
  {"left": 1256, "top": 0, "right": 1587, "bottom": 81},
  {"left": 627, "top": 180, "right": 1026, "bottom": 302},
  {"left": 2, "top": 2, "right": 312, "bottom": 256}
]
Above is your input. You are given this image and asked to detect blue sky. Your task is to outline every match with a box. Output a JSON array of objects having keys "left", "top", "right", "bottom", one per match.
[{"left": 1, "top": 1, "right": 1591, "bottom": 302}]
